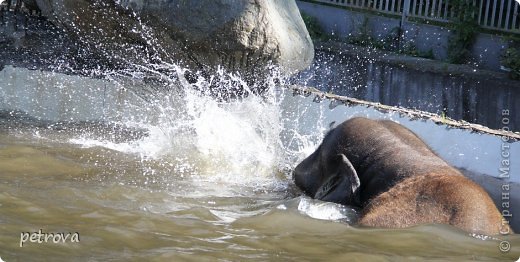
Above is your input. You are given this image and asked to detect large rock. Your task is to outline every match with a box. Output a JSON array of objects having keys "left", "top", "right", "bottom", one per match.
[
  {"left": 127, "top": 0, "right": 314, "bottom": 74},
  {"left": 32, "top": 0, "right": 314, "bottom": 91}
]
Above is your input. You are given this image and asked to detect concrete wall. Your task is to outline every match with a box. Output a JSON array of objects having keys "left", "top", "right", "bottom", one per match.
[
  {"left": 401, "top": 22, "right": 450, "bottom": 61},
  {"left": 297, "top": 2, "right": 400, "bottom": 41},
  {"left": 297, "top": 0, "right": 509, "bottom": 71}
]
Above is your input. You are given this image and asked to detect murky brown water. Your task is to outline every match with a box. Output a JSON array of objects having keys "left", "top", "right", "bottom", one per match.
[
  {"left": 0, "top": 65, "right": 519, "bottom": 261},
  {"left": 0, "top": 129, "right": 518, "bottom": 261}
]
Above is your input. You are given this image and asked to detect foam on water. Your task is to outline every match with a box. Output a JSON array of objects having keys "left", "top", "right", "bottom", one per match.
[{"left": 295, "top": 197, "right": 359, "bottom": 222}]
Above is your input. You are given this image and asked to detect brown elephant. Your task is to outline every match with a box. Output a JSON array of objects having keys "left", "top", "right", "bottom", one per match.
[{"left": 293, "top": 117, "right": 512, "bottom": 235}]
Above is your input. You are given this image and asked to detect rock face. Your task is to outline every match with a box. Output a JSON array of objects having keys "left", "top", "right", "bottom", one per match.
[
  {"left": 126, "top": 0, "right": 314, "bottom": 74},
  {"left": 31, "top": 0, "right": 314, "bottom": 90}
]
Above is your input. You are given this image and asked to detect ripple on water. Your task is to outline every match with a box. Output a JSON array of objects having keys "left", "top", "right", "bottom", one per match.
[
  {"left": 0, "top": 77, "right": 519, "bottom": 261},
  {"left": 1, "top": 131, "right": 519, "bottom": 261}
]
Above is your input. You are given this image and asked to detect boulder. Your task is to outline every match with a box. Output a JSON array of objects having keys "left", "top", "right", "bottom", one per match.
[{"left": 32, "top": 0, "right": 314, "bottom": 92}]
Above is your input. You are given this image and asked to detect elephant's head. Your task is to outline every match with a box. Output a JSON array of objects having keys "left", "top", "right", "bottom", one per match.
[{"left": 293, "top": 140, "right": 361, "bottom": 206}]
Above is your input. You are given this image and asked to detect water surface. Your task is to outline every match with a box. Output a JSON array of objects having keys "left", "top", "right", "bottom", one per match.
[
  {"left": 0, "top": 131, "right": 518, "bottom": 261},
  {"left": 0, "top": 67, "right": 518, "bottom": 260}
]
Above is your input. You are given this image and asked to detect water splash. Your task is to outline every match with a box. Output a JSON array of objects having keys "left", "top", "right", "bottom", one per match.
[
  {"left": 4, "top": 3, "right": 329, "bottom": 199},
  {"left": 296, "top": 196, "right": 358, "bottom": 222},
  {"left": 66, "top": 64, "right": 324, "bottom": 197}
]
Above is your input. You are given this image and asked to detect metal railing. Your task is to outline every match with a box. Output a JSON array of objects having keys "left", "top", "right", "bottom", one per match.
[{"left": 311, "top": 0, "right": 520, "bottom": 33}]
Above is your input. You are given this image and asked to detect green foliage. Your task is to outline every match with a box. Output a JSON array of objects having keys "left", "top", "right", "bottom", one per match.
[
  {"left": 381, "top": 27, "right": 401, "bottom": 51},
  {"left": 399, "top": 43, "right": 435, "bottom": 59},
  {"left": 346, "top": 18, "right": 434, "bottom": 59},
  {"left": 503, "top": 34, "right": 520, "bottom": 45},
  {"left": 500, "top": 33, "right": 520, "bottom": 80},
  {"left": 501, "top": 48, "right": 520, "bottom": 80},
  {"left": 347, "top": 17, "right": 381, "bottom": 48},
  {"left": 422, "top": 49, "right": 435, "bottom": 59},
  {"left": 447, "top": 0, "right": 479, "bottom": 64},
  {"left": 301, "top": 12, "right": 325, "bottom": 40},
  {"left": 303, "top": 13, "right": 435, "bottom": 60}
]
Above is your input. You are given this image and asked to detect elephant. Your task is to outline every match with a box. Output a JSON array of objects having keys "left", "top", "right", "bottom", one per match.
[{"left": 293, "top": 117, "right": 512, "bottom": 235}]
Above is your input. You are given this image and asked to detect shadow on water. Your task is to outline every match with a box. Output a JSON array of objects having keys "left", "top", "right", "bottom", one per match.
[{"left": 296, "top": 50, "right": 520, "bottom": 132}]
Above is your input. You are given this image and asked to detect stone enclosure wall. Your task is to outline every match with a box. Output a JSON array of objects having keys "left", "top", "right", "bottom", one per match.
[{"left": 297, "top": 0, "right": 514, "bottom": 71}]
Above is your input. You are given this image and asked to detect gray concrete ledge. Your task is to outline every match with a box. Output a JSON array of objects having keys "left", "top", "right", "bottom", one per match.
[{"left": 315, "top": 41, "right": 520, "bottom": 88}]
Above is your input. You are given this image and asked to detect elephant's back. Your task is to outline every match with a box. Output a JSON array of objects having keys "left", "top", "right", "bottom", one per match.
[
  {"left": 359, "top": 172, "right": 509, "bottom": 235},
  {"left": 337, "top": 117, "right": 447, "bottom": 174},
  {"left": 336, "top": 117, "right": 451, "bottom": 202}
]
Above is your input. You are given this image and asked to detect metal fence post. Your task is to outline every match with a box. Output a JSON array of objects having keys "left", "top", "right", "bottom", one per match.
[
  {"left": 399, "top": 0, "right": 412, "bottom": 51},
  {"left": 402, "top": 0, "right": 411, "bottom": 25}
]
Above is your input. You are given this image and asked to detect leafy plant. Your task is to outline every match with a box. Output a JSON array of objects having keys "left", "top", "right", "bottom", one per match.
[
  {"left": 447, "top": 0, "right": 479, "bottom": 64},
  {"left": 301, "top": 12, "right": 325, "bottom": 40},
  {"left": 422, "top": 49, "right": 435, "bottom": 59},
  {"left": 347, "top": 17, "right": 379, "bottom": 48},
  {"left": 400, "top": 43, "right": 435, "bottom": 59},
  {"left": 501, "top": 48, "right": 520, "bottom": 80},
  {"left": 381, "top": 26, "right": 401, "bottom": 51}
]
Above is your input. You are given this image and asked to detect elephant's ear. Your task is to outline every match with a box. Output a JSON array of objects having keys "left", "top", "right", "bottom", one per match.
[
  {"left": 314, "top": 154, "right": 361, "bottom": 205},
  {"left": 338, "top": 154, "right": 361, "bottom": 200}
]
